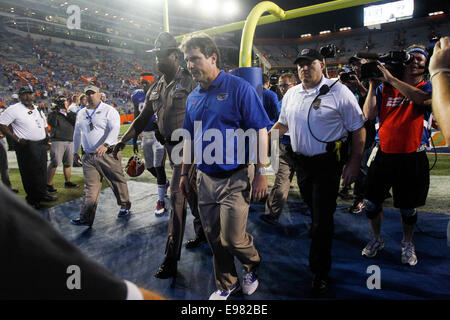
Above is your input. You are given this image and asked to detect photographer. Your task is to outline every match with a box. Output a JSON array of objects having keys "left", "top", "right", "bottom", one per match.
[
  {"left": 46, "top": 95, "right": 78, "bottom": 193},
  {"left": 339, "top": 58, "right": 376, "bottom": 214},
  {"left": 361, "top": 45, "right": 432, "bottom": 266}
]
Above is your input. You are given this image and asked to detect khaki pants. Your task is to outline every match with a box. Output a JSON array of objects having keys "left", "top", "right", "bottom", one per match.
[
  {"left": 79, "top": 152, "right": 131, "bottom": 225},
  {"left": 165, "top": 143, "right": 204, "bottom": 260},
  {"left": 265, "top": 143, "right": 297, "bottom": 217},
  {"left": 197, "top": 166, "right": 260, "bottom": 291}
]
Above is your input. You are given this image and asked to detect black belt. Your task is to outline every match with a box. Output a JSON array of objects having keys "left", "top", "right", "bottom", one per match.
[
  {"left": 206, "top": 164, "right": 248, "bottom": 179},
  {"left": 28, "top": 138, "right": 48, "bottom": 145},
  {"left": 87, "top": 144, "right": 116, "bottom": 155}
]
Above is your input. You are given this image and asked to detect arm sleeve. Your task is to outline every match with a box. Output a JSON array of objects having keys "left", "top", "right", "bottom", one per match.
[
  {"left": 240, "top": 83, "right": 271, "bottom": 130},
  {"left": 337, "top": 84, "right": 366, "bottom": 132},
  {"left": 47, "top": 112, "right": 57, "bottom": 127},
  {"left": 0, "top": 108, "right": 14, "bottom": 126},
  {"left": 104, "top": 108, "right": 121, "bottom": 146},
  {"left": 0, "top": 185, "right": 128, "bottom": 299},
  {"left": 182, "top": 99, "right": 194, "bottom": 138},
  {"left": 278, "top": 93, "right": 289, "bottom": 126},
  {"left": 72, "top": 113, "right": 82, "bottom": 153}
]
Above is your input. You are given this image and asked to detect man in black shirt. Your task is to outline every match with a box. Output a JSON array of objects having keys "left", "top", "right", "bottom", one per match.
[{"left": 47, "top": 95, "right": 79, "bottom": 193}]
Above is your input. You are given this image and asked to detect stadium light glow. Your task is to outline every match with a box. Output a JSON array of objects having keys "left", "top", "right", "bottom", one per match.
[
  {"left": 339, "top": 27, "right": 351, "bottom": 31},
  {"left": 201, "top": 0, "right": 217, "bottom": 13},
  {"left": 301, "top": 33, "right": 311, "bottom": 38},
  {"left": 428, "top": 11, "right": 444, "bottom": 16},
  {"left": 224, "top": 0, "right": 238, "bottom": 16},
  {"left": 179, "top": 0, "right": 193, "bottom": 6},
  {"left": 320, "top": 30, "right": 331, "bottom": 34}
]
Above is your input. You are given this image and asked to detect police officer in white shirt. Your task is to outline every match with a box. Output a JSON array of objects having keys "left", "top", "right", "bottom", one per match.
[
  {"left": 71, "top": 86, "right": 131, "bottom": 227},
  {"left": 0, "top": 86, "right": 56, "bottom": 209},
  {"left": 270, "top": 49, "right": 366, "bottom": 297}
]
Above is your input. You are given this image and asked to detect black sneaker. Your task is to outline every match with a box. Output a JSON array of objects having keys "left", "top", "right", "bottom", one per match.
[
  {"left": 47, "top": 185, "right": 57, "bottom": 194},
  {"left": 259, "top": 213, "right": 279, "bottom": 225},
  {"left": 70, "top": 218, "right": 92, "bottom": 227},
  {"left": 154, "top": 260, "right": 177, "bottom": 279},
  {"left": 311, "top": 274, "right": 330, "bottom": 297},
  {"left": 42, "top": 194, "right": 58, "bottom": 202},
  {"left": 185, "top": 236, "right": 207, "bottom": 249},
  {"left": 64, "top": 181, "right": 79, "bottom": 189}
]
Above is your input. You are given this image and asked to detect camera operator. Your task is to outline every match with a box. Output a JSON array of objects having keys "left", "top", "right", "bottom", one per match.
[
  {"left": 46, "top": 96, "right": 78, "bottom": 194},
  {"left": 340, "top": 57, "right": 376, "bottom": 214},
  {"left": 362, "top": 45, "right": 432, "bottom": 266}
]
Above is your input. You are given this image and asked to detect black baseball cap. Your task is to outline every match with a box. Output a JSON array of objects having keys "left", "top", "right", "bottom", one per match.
[
  {"left": 349, "top": 55, "right": 362, "bottom": 64},
  {"left": 146, "top": 32, "right": 179, "bottom": 53},
  {"left": 294, "top": 48, "right": 324, "bottom": 65},
  {"left": 18, "top": 86, "right": 33, "bottom": 95}
]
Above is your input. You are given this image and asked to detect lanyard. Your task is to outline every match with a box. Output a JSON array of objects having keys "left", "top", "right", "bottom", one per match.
[{"left": 85, "top": 102, "right": 101, "bottom": 123}]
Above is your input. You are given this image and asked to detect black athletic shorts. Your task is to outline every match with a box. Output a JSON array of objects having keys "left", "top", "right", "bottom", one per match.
[{"left": 365, "top": 150, "right": 429, "bottom": 209}]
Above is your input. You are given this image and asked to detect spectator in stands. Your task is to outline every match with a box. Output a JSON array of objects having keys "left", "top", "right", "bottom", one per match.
[
  {"left": 67, "top": 94, "right": 80, "bottom": 113},
  {"left": 362, "top": 44, "right": 432, "bottom": 267},
  {"left": 46, "top": 96, "right": 79, "bottom": 194},
  {"left": 71, "top": 86, "right": 131, "bottom": 227},
  {"left": 100, "top": 92, "right": 107, "bottom": 103},
  {"left": 0, "top": 87, "right": 57, "bottom": 209},
  {"left": 260, "top": 72, "right": 299, "bottom": 225},
  {"left": 262, "top": 73, "right": 279, "bottom": 123},
  {"left": 429, "top": 36, "right": 450, "bottom": 146}
]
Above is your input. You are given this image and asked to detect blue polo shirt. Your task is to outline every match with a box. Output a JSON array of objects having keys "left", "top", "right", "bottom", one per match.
[
  {"left": 262, "top": 88, "right": 279, "bottom": 123},
  {"left": 183, "top": 70, "right": 271, "bottom": 175}
]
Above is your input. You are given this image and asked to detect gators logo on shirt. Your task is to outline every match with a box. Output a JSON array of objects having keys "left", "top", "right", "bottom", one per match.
[{"left": 217, "top": 93, "right": 228, "bottom": 101}]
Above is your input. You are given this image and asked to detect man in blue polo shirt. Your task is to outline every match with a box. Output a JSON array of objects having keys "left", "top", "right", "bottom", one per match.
[{"left": 179, "top": 34, "right": 270, "bottom": 300}]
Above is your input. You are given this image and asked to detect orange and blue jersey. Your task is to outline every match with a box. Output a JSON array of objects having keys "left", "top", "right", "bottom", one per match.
[{"left": 375, "top": 81, "right": 432, "bottom": 153}]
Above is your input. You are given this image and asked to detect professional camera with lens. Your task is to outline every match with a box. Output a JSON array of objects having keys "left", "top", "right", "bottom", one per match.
[
  {"left": 360, "top": 50, "right": 414, "bottom": 81},
  {"left": 339, "top": 70, "right": 357, "bottom": 83},
  {"left": 320, "top": 44, "right": 337, "bottom": 58},
  {"left": 52, "top": 96, "right": 67, "bottom": 110}
]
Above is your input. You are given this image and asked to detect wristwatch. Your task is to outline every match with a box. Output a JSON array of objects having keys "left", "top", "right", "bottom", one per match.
[
  {"left": 257, "top": 167, "right": 267, "bottom": 175},
  {"left": 103, "top": 143, "right": 110, "bottom": 148}
]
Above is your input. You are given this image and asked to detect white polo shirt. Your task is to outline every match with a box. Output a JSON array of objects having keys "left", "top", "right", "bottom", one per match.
[
  {"left": 279, "top": 76, "right": 365, "bottom": 156},
  {"left": 73, "top": 102, "right": 120, "bottom": 154},
  {"left": 0, "top": 102, "right": 47, "bottom": 141}
]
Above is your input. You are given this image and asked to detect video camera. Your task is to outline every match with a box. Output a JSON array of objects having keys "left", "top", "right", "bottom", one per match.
[
  {"left": 320, "top": 44, "right": 337, "bottom": 59},
  {"left": 358, "top": 51, "right": 414, "bottom": 80},
  {"left": 52, "top": 96, "right": 67, "bottom": 110},
  {"left": 339, "top": 70, "right": 357, "bottom": 83}
]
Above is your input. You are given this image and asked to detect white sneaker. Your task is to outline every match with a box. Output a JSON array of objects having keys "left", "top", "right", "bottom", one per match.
[
  {"left": 362, "top": 237, "right": 384, "bottom": 258},
  {"left": 209, "top": 282, "right": 241, "bottom": 300},
  {"left": 401, "top": 241, "right": 418, "bottom": 266},
  {"left": 242, "top": 270, "right": 259, "bottom": 295}
]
